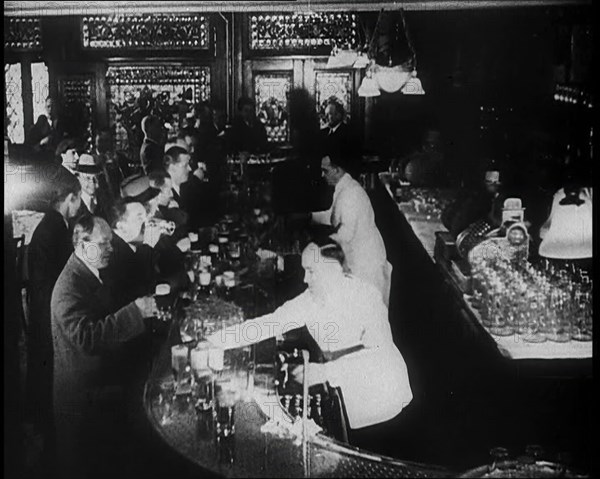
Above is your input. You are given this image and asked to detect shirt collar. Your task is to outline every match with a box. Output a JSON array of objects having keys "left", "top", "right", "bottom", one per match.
[
  {"left": 81, "top": 191, "right": 94, "bottom": 211},
  {"left": 74, "top": 251, "right": 103, "bottom": 284},
  {"left": 172, "top": 184, "right": 181, "bottom": 197},
  {"left": 329, "top": 122, "right": 342, "bottom": 134}
]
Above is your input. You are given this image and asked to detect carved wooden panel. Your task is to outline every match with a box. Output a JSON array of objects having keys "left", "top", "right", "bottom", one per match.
[
  {"left": 4, "top": 17, "right": 42, "bottom": 51},
  {"left": 250, "top": 13, "right": 358, "bottom": 51},
  {"left": 82, "top": 15, "right": 209, "bottom": 50}
]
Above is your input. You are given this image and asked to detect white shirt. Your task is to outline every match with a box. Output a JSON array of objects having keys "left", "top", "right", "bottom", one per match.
[
  {"left": 172, "top": 184, "right": 181, "bottom": 198},
  {"left": 312, "top": 173, "right": 390, "bottom": 303},
  {"left": 208, "top": 275, "right": 412, "bottom": 429},
  {"left": 81, "top": 191, "right": 96, "bottom": 214}
]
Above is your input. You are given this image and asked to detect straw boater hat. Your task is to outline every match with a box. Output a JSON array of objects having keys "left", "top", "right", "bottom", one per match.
[
  {"left": 74, "top": 153, "right": 102, "bottom": 175},
  {"left": 120, "top": 174, "right": 160, "bottom": 203}
]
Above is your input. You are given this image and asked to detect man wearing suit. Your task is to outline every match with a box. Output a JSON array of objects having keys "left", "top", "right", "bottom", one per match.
[
  {"left": 319, "top": 99, "right": 361, "bottom": 178},
  {"left": 28, "top": 97, "right": 65, "bottom": 154},
  {"left": 149, "top": 169, "right": 189, "bottom": 234},
  {"left": 26, "top": 167, "right": 82, "bottom": 466},
  {"left": 120, "top": 173, "right": 191, "bottom": 294},
  {"left": 165, "top": 145, "right": 216, "bottom": 229},
  {"left": 51, "top": 215, "right": 156, "bottom": 479},
  {"left": 72, "top": 153, "right": 110, "bottom": 222},
  {"left": 103, "top": 199, "right": 159, "bottom": 310},
  {"left": 140, "top": 115, "right": 166, "bottom": 174},
  {"left": 228, "top": 97, "right": 269, "bottom": 154}
]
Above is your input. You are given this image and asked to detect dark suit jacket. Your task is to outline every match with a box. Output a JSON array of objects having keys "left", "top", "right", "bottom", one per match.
[
  {"left": 173, "top": 176, "right": 217, "bottom": 229},
  {"left": 27, "top": 210, "right": 72, "bottom": 369},
  {"left": 71, "top": 193, "right": 110, "bottom": 227},
  {"left": 103, "top": 234, "right": 158, "bottom": 310},
  {"left": 228, "top": 117, "right": 269, "bottom": 154},
  {"left": 140, "top": 138, "right": 164, "bottom": 174},
  {"left": 51, "top": 254, "right": 146, "bottom": 414},
  {"left": 27, "top": 115, "right": 65, "bottom": 153}
]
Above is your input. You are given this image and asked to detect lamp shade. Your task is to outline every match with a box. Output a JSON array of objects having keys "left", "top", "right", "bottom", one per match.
[
  {"left": 401, "top": 75, "right": 425, "bottom": 95},
  {"left": 353, "top": 53, "right": 370, "bottom": 69},
  {"left": 373, "top": 65, "right": 412, "bottom": 93},
  {"left": 328, "top": 49, "right": 359, "bottom": 69},
  {"left": 326, "top": 54, "right": 342, "bottom": 69},
  {"left": 539, "top": 188, "right": 593, "bottom": 259},
  {"left": 358, "top": 76, "right": 380, "bottom": 97}
]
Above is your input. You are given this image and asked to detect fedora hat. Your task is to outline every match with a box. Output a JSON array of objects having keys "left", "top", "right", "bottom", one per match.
[
  {"left": 74, "top": 153, "right": 102, "bottom": 174},
  {"left": 121, "top": 174, "right": 160, "bottom": 203}
]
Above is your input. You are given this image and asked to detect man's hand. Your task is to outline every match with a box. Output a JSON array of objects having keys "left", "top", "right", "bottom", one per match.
[
  {"left": 176, "top": 237, "right": 191, "bottom": 253},
  {"left": 290, "top": 363, "right": 326, "bottom": 387},
  {"left": 193, "top": 162, "right": 206, "bottom": 181},
  {"left": 134, "top": 296, "right": 157, "bottom": 318}
]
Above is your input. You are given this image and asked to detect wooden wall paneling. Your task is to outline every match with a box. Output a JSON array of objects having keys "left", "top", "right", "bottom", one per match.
[
  {"left": 233, "top": 13, "right": 245, "bottom": 120},
  {"left": 293, "top": 59, "right": 304, "bottom": 90},
  {"left": 211, "top": 13, "right": 227, "bottom": 113},
  {"left": 21, "top": 59, "right": 34, "bottom": 136}
]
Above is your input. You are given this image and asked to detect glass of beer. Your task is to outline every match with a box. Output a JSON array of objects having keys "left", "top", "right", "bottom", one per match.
[
  {"left": 191, "top": 343, "right": 213, "bottom": 412},
  {"left": 171, "top": 344, "right": 190, "bottom": 386},
  {"left": 155, "top": 283, "right": 172, "bottom": 322}
]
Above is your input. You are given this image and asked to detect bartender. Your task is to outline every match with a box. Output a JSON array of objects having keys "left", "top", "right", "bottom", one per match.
[
  {"left": 207, "top": 240, "right": 412, "bottom": 433},
  {"left": 311, "top": 152, "right": 391, "bottom": 305}
]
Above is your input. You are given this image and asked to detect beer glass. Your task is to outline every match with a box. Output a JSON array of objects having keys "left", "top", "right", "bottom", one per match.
[
  {"left": 154, "top": 283, "right": 172, "bottom": 322},
  {"left": 171, "top": 344, "right": 190, "bottom": 386}
]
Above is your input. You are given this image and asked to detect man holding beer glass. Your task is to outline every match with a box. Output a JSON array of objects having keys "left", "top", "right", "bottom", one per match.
[{"left": 51, "top": 216, "right": 158, "bottom": 479}]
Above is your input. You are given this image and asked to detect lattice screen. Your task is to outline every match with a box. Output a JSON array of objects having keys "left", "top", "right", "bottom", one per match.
[
  {"left": 254, "top": 73, "right": 291, "bottom": 143},
  {"left": 106, "top": 64, "right": 210, "bottom": 157},
  {"left": 315, "top": 71, "right": 353, "bottom": 129},
  {"left": 5, "top": 63, "right": 24, "bottom": 144}
]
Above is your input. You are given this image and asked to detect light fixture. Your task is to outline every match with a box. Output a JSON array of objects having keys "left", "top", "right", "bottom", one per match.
[
  {"left": 353, "top": 52, "right": 369, "bottom": 69},
  {"left": 401, "top": 72, "right": 426, "bottom": 95},
  {"left": 373, "top": 64, "right": 412, "bottom": 93},
  {"left": 358, "top": 65, "right": 380, "bottom": 97},
  {"left": 357, "top": 9, "right": 425, "bottom": 97},
  {"left": 327, "top": 47, "right": 359, "bottom": 69}
]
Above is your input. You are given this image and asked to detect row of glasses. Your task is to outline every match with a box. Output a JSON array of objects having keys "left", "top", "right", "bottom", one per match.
[{"left": 470, "top": 255, "right": 592, "bottom": 342}]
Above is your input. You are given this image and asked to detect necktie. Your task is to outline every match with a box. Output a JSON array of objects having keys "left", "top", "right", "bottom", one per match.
[
  {"left": 90, "top": 196, "right": 96, "bottom": 214},
  {"left": 329, "top": 128, "right": 334, "bottom": 136}
]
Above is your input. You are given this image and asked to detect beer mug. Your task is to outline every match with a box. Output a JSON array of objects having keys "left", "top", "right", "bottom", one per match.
[{"left": 154, "top": 283, "right": 172, "bottom": 321}]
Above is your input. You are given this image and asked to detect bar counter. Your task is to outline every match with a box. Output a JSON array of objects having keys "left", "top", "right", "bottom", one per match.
[
  {"left": 141, "top": 256, "right": 453, "bottom": 479},
  {"left": 133, "top": 172, "right": 591, "bottom": 476},
  {"left": 143, "top": 316, "right": 452, "bottom": 478},
  {"left": 371, "top": 174, "right": 592, "bottom": 471}
]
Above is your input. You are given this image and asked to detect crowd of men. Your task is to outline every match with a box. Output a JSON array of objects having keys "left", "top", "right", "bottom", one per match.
[{"left": 20, "top": 92, "right": 379, "bottom": 478}]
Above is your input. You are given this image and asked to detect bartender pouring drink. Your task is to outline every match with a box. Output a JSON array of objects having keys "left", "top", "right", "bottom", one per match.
[{"left": 207, "top": 240, "right": 412, "bottom": 435}]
